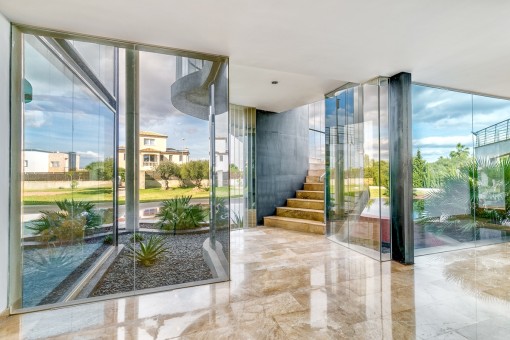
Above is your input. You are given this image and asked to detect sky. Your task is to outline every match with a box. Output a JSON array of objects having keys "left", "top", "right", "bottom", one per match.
[
  {"left": 23, "top": 34, "right": 510, "bottom": 167},
  {"left": 412, "top": 85, "right": 510, "bottom": 162},
  {"left": 23, "top": 35, "right": 225, "bottom": 167}
]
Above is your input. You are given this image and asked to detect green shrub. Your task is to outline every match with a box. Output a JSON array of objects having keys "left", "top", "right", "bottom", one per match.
[
  {"left": 125, "top": 235, "right": 168, "bottom": 267},
  {"left": 103, "top": 235, "right": 113, "bottom": 245},
  {"left": 155, "top": 196, "right": 206, "bottom": 232},
  {"left": 130, "top": 233, "right": 144, "bottom": 242}
]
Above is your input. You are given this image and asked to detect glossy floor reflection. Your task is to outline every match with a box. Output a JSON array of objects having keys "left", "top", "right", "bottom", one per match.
[{"left": 2, "top": 227, "right": 510, "bottom": 339}]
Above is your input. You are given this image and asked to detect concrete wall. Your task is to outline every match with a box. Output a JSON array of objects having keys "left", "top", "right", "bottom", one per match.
[
  {"left": 256, "top": 107, "right": 309, "bottom": 223},
  {"left": 0, "top": 12, "right": 9, "bottom": 313},
  {"left": 23, "top": 181, "right": 112, "bottom": 190}
]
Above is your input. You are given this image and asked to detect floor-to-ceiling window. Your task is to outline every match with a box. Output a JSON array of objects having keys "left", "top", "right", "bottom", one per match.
[
  {"left": 412, "top": 84, "right": 510, "bottom": 255},
  {"left": 11, "top": 27, "right": 229, "bottom": 311}
]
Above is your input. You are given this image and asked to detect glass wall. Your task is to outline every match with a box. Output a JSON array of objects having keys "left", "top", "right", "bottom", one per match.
[
  {"left": 230, "top": 104, "right": 257, "bottom": 229},
  {"left": 326, "top": 79, "right": 390, "bottom": 260},
  {"left": 308, "top": 100, "right": 326, "bottom": 165},
  {"left": 12, "top": 28, "right": 229, "bottom": 311},
  {"left": 412, "top": 84, "right": 510, "bottom": 255}
]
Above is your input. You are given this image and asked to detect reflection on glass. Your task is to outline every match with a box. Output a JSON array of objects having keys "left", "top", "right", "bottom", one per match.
[
  {"left": 326, "top": 79, "right": 390, "bottom": 260},
  {"left": 412, "top": 85, "right": 510, "bottom": 255},
  {"left": 21, "top": 34, "right": 116, "bottom": 308}
]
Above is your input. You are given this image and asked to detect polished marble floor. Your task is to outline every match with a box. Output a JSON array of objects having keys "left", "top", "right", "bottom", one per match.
[{"left": 2, "top": 227, "right": 510, "bottom": 339}]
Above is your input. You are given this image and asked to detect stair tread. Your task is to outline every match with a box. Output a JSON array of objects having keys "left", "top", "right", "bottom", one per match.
[
  {"left": 288, "top": 198, "right": 324, "bottom": 203},
  {"left": 278, "top": 207, "right": 323, "bottom": 213},
  {"left": 264, "top": 216, "right": 325, "bottom": 226}
]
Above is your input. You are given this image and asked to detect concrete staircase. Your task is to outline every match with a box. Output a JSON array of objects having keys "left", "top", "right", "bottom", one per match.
[{"left": 263, "top": 165, "right": 325, "bottom": 234}]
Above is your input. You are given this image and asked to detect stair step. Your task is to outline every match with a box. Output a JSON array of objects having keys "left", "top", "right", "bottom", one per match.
[
  {"left": 304, "top": 183, "right": 324, "bottom": 191},
  {"left": 308, "top": 169, "right": 324, "bottom": 177},
  {"left": 277, "top": 207, "right": 324, "bottom": 222},
  {"left": 287, "top": 198, "right": 324, "bottom": 210},
  {"left": 308, "top": 163, "right": 325, "bottom": 170},
  {"left": 306, "top": 176, "right": 320, "bottom": 183},
  {"left": 296, "top": 190, "right": 324, "bottom": 200},
  {"left": 263, "top": 216, "right": 325, "bottom": 235}
]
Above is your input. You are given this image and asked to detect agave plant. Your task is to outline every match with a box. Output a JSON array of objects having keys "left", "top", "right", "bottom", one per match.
[
  {"left": 231, "top": 210, "right": 243, "bottom": 229},
  {"left": 125, "top": 235, "right": 168, "bottom": 267},
  {"left": 24, "top": 246, "right": 75, "bottom": 273},
  {"left": 155, "top": 196, "right": 206, "bottom": 234}
]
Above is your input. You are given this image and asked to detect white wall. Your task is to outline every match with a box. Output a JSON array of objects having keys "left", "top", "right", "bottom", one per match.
[
  {"left": 0, "top": 12, "right": 10, "bottom": 313},
  {"left": 24, "top": 150, "right": 50, "bottom": 172}
]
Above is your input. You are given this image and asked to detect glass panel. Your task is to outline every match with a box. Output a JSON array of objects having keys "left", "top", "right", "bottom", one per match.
[
  {"left": 472, "top": 95, "right": 510, "bottom": 246},
  {"left": 21, "top": 34, "right": 116, "bottom": 308},
  {"left": 412, "top": 85, "right": 475, "bottom": 255},
  {"left": 229, "top": 104, "right": 257, "bottom": 230},
  {"left": 15, "top": 30, "right": 230, "bottom": 311},
  {"left": 326, "top": 80, "right": 390, "bottom": 260}
]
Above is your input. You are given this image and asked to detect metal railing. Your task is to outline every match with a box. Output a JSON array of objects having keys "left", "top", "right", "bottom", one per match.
[{"left": 475, "top": 118, "right": 510, "bottom": 147}]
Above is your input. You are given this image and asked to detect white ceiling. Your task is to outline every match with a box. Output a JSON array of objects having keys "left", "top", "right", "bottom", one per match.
[{"left": 1, "top": 0, "right": 510, "bottom": 112}]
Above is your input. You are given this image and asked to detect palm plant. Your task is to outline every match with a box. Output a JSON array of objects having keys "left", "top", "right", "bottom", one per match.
[
  {"left": 28, "top": 199, "right": 102, "bottom": 244},
  {"left": 125, "top": 235, "right": 168, "bottom": 267},
  {"left": 155, "top": 196, "right": 206, "bottom": 234}
]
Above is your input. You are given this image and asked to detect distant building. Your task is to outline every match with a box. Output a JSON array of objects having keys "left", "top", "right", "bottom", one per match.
[
  {"left": 23, "top": 150, "right": 80, "bottom": 173},
  {"left": 118, "top": 131, "right": 190, "bottom": 170}
]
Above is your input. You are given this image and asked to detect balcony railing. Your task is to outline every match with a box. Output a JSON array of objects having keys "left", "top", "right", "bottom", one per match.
[
  {"left": 474, "top": 118, "right": 510, "bottom": 147},
  {"left": 143, "top": 161, "right": 158, "bottom": 168}
]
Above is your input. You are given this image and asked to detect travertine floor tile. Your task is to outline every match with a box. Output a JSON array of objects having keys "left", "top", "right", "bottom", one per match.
[{"left": 3, "top": 227, "right": 510, "bottom": 339}]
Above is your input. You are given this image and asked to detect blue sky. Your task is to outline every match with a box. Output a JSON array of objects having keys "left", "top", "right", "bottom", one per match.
[
  {"left": 23, "top": 37, "right": 221, "bottom": 167},
  {"left": 412, "top": 85, "right": 510, "bottom": 162}
]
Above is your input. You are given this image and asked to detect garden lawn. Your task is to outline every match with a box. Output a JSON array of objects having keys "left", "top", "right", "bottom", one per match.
[{"left": 23, "top": 186, "right": 232, "bottom": 205}]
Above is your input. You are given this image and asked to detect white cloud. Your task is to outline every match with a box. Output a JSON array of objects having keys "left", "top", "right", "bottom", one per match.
[
  {"left": 24, "top": 110, "right": 47, "bottom": 127},
  {"left": 77, "top": 150, "right": 103, "bottom": 159},
  {"left": 413, "top": 135, "right": 473, "bottom": 147}
]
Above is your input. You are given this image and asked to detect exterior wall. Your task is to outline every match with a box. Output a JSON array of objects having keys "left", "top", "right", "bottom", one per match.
[
  {"left": 256, "top": 107, "right": 309, "bottom": 223},
  {"left": 141, "top": 135, "right": 166, "bottom": 152},
  {"left": 24, "top": 151, "right": 80, "bottom": 173},
  {"left": 23, "top": 150, "right": 49, "bottom": 172},
  {"left": 167, "top": 153, "right": 189, "bottom": 164},
  {"left": 0, "top": 12, "right": 9, "bottom": 313},
  {"left": 48, "top": 152, "right": 74, "bottom": 172},
  {"left": 118, "top": 149, "right": 126, "bottom": 169}
]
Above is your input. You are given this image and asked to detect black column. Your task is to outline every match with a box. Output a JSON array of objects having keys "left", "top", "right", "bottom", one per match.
[{"left": 389, "top": 72, "right": 414, "bottom": 264}]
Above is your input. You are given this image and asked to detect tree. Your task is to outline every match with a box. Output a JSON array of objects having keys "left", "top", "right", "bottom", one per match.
[
  {"left": 154, "top": 161, "right": 180, "bottom": 190},
  {"left": 86, "top": 158, "right": 125, "bottom": 182},
  {"left": 449, "top": 143, "right": 469, "bottom": 160},
  {"left": 413, "top": 149, "right": 428, "bottom": 188},
  {"left": 230, "top": 163, "right": 242, "bottom": 179},
  {"left": 181, "top": 160, "right": 209, "bottom": 188}
]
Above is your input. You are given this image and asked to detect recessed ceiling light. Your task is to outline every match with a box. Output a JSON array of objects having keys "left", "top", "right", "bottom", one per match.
[{"left": 271, "top": 81, "right": 278, "bottom": 85}]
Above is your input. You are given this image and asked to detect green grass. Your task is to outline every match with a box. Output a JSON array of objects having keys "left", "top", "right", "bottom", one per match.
[{"left": 23, "top": 186, "right": 232, "bottom": 205}]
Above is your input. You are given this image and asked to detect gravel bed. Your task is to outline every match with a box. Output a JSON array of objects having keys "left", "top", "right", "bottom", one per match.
[{"left": 91, "top": 232, "right": 215, "bottom": 297}]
